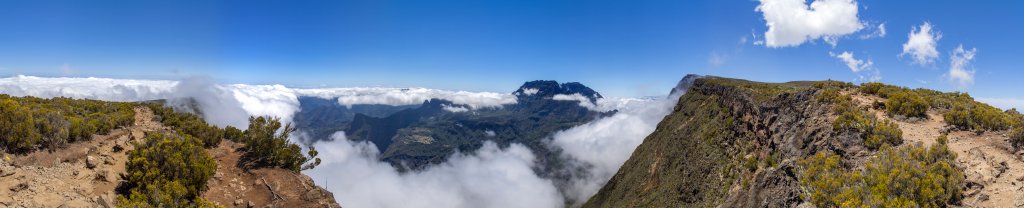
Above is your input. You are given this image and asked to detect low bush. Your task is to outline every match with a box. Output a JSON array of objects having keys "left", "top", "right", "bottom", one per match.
[
  {"left": 826, "top": 93, "right": 903, "bottom": 150},
  {"left": 944, "top": 105, "right": 1010, "bottom": 131},
  {"left": 119, "top": 132, "right": 218, "bottom": 207},
  {"left": 146, "top": 103, "right": 224, "bottom": 148},
  {"left": 799, "top": 135, "right": 963, "bottom": 207},
  {"left": 885, "top": 91, "right": 930, "bottom": 118}
]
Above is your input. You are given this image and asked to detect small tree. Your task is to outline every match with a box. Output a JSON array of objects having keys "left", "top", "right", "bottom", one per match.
[{"left": 240, "top": 116, "right": 320, "bottom": 172}]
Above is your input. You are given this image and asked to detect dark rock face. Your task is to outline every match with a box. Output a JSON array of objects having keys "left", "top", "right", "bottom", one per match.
[
  {"left": 514, "top": 80, "right": 602, "bottom": 103},
  {"left": 584, "top": 77, "right": 860, "bottom": 207}
]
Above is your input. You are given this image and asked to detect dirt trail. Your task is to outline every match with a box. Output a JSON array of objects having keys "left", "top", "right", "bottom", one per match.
[
  {"left": 852, "top": 92, "right": 1024, "bottom": 207},
  {"left": 0, "top": 106, "right": 162, "bottom": 207},
  {"left": 202, "top": 140, "right": 339, "bottom": 208}
]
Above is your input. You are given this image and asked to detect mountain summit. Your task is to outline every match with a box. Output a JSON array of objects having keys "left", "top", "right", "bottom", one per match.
[{"left": 514, "top": 80, "right": 603, "bottom": 103}]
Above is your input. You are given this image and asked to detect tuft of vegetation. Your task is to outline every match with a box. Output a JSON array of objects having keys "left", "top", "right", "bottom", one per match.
[
  {"left": 119, "top": 132, "right": 219, "bottom": 207},
  {"left": 944, "top": 105, "right": 1010, "bottom": 132},
  {"left": 859, "top": 81, "right": 1010, "bottom": 132},
  {"left": 799, "top": 135, "right": 963, "bottom": 207},
  {"left": 819, "top": 89, "right": 903, "bottom": 150},
  {"left": 146, "top": 103, "right": 224, "bottom": 148},
  {"left": 1008, "top": 110, "right": 1024, "bottom": 150},
  {"left": 885, "top": 90, "right": 930, "bottom": 118},
  {"left": 239, "top": 116, "right": 320, "bottom": 172},
  {"left": 1, "top": 95, "right": 135, "bottom": 154}
]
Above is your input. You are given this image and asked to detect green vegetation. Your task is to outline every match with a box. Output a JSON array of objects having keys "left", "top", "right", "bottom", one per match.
[
  {"left": 118, "top": 132, "right": 219, "bottom": 207},
  {"left": 1, "top": 95, "right": 135, "bottom": 154},
  {"left": 859, "top": 82, "right": 1010, "bottom": 131},
  {"left": 1007, "top": 110, "right": 1024, "bottom": 150},
  {"left": 817, "top": 87, "right": 903, "bottom": 150},
  {"left": 944, "top": 105, "right": 1010, "bottom": 132},
  {"left": 799, "top": 135, "right": 963, "bottom": 207},
  {"left": 885, "top": 90, "right": 930, "bottom": 118},
  {"left": 146, "top": 103, "right": 224, "bottom": 148},
  {"left": 239, "top": 116, "right": 320, "bottom": 172}
]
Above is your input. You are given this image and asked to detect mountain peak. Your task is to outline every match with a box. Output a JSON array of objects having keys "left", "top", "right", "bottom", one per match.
[{"left": 514, "top": 80, "right": 602, "bottom": 102}]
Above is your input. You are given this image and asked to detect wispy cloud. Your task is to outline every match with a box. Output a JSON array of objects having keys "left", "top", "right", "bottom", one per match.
[
  {"left": 948, "top": 45, "right": 977, "bottom": 88},
  {"left": 831, "top": 51, "right": 873, "bottom": 73}
]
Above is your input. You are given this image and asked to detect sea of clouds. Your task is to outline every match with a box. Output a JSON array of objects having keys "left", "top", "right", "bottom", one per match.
[{"left": 0, "top": 75, "right": 681, "bottom": 208}]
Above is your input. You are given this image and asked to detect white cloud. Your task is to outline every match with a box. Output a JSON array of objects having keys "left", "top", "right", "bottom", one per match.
[
  {"left": 441, "top": 104, "right": 470, "bottom": 113},
  {"left": 948, "top": 45, "right": 977, "bottom": 88},
  {"left": 519, "top": 88, "right": 540, "bottom": 96},
  {"left": 978, "top": 97, "right": 1024, "bottom": 111},
  {"left": 755, "top": 0, "right": 864, "bottom": 47},
  {"left": 296, "top": 87, "right": 517, "bottom": 109},
  {"left": 552, "top": 93, "right": 597, "bottom": 109},
  {"left": 831, "top": 51, "right": 873, "bottom": 72},
  {"left": 0, "top": 75, "right": 177, "bottom": 102},
  {"left": 228, "top": 83, "right": 302, "bottom": 126},
  {"left": 303, "top": 133, "right": 563, "bottom": 208},
  {"left": 901, "top": 22, "right": 942, "bottom": 65},
  {"left": 547, "top": 96, "right": 675, "bottom": 205}
]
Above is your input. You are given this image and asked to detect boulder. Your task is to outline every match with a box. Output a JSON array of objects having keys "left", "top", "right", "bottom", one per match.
[{"left": 85, "top": 156, "right": 98, "bottom": 169}]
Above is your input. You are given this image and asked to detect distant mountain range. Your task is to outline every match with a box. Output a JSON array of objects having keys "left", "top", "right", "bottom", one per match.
[{"left": 292, "top": 80, "right": 613, "bottom": 171}]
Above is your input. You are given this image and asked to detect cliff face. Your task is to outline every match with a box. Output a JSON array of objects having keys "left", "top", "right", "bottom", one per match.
[{"left": 583, "top": 77, "right": 862, "bottom": 207}]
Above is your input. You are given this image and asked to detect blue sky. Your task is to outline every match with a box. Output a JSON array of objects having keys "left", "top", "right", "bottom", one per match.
[{"left": 0, "top": 0, "right": 1022, "bottom": 102}]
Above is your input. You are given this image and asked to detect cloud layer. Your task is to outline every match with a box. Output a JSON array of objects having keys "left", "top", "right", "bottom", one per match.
[
  {"left": 755, "top": 0, "right": 864, "bottom": 47},
  {"left": 296, "top": 87, "right": 517, "bottom": 109},
  {"left": 0, "top": 75, "right": 520, "bottom": 127},
  {"left": 303, "top": 133, "right": 564, "bottom": 208},
  {"left": 547, "top": 96, "right": 675, "bottom": 205}
]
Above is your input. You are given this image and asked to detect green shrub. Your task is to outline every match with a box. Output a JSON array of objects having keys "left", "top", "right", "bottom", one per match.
[
  {"left": 799, "top": 136, "right": 963, "bottom": 207},
  {"left": 885, "top": 91, "right": 929, "bottom": 118},
  {"left": 119, "top": 132, "right": 217, "bottom": 207},
  {"left": 34, "top": 110, "right": 70, "bottom": 150},
  {"left": 239, "top": 116, "right": 319, "bottom": 172},
  {"left": 859, "top": 82, "right": 902, "bottom": 98},
  {"left": 944, "top": 105, "right": 1010, "bottom": 131},
  {"left": 224, "top": 126, "right": 244, "bottom": 142},
  {"left": 0, "top": 95, "right": 136, "bottom": 154},
  {"left": 1009, "top": 111, "right": 1024, "bottom": 150},
  {"left": 0, "top": 99, "right": 41, "bottom": 153},
  {"left": 829, "top": 94, "right": 903, "bottom": 150},
  {"left": 146, "top": 103, "right": 224, "bottom": 148}
]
